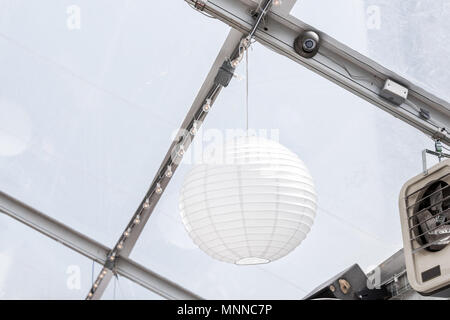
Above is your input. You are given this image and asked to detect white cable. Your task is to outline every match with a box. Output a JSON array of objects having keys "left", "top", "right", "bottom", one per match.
[{"left": 246, "top": 47, "right": 249, "bottom": 133}]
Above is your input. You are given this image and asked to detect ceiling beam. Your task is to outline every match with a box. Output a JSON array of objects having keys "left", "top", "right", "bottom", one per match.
[
  {"left": 187, "top": 0, "right": 450, "bottom": 145},
  {"left": 86, "top": 1, "right": 279, "bottom": 299},
  {"left": 86, "top": 28, "right": 245, "bottom": 299},
  {"left": 86, "top": 0, "right": 278, "bottom": 299},
  {"left": 0, "top": 190, "right": 201, "bottom": 300}
]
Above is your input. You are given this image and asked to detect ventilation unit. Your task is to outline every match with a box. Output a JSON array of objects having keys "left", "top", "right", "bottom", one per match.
[{"left": 399, "top": 159, "right": 450, "bottom": 294}]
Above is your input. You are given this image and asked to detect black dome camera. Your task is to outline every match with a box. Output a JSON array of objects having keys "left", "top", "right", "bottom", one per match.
[{"left": 294, "top": 30, "right": 320, "bottom": 58}]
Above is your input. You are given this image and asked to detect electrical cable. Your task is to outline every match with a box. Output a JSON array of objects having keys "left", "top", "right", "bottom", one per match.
[
  {"left": 113, "top": 273, "right": 117, "bottom": 300},
  {"left": 324, "top": 55, "right": 383, "bottom": 85},
  {"left": 246, "top": 46, "right": 249, "bottom": 133},
  {"left": 91, "top": 261, "right": 94, "bottom": 287},
  {"left": 187, "top": 0, "right": 450, "bottom": 148}
]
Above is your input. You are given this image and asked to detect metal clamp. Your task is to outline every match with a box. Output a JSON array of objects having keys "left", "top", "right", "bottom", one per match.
[{"left": 422, "top": 141, "right": 450, "bottom": 175}]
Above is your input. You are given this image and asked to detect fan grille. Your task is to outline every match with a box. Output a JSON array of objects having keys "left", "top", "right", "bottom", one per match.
[{"left": 406, "top": 174, "right": 450, "bottom": 254}]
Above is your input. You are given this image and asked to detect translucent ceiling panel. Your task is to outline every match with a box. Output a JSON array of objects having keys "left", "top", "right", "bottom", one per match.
[
  {"left": 291, "top": 0, "right": 450, "bottom": 102},
  {"left": 0, "top": 214, "right": 94, "bottom": 299},
  {"left": 131, "top": 39, "right": 437, "bottom": 298},
  {"left": 0, "top": 1, "right": 228, "bottom": 246},
  {"left": 102, "top": 274, "right": 164, "bottom": 300}
]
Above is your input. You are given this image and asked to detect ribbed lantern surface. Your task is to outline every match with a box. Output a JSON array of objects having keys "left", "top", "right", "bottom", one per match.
[{"left": 179, "top": 136, "right": 317, "bottom": 265}]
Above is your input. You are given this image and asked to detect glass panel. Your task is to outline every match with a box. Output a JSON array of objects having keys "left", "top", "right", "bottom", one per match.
[
  {"left": 0, "top": 1, "right": 229, "bottom": 246},
  {"left": 102, "top": 274, "right": 164, "bottom": 300},
  {"left": 1, "top": 0, "right": 446, "bottom": 299},
  {"left": 131, "top": 41, "right": 436, "bottom": 298},
  {"left": 292, "top": 0, "right": 450, "bottom": 102},
  {"left": 0, "top": 214, "right": 94, "bottom": 299}
]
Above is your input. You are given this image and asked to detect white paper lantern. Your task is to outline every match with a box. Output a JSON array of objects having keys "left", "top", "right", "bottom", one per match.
[{"left": 179, "top": 136, "right": 317, "bottom": 265}]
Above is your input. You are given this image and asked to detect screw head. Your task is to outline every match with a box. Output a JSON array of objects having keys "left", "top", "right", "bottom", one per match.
[{"left": 302, "top": 39, "right": 317, "bottom": 52}]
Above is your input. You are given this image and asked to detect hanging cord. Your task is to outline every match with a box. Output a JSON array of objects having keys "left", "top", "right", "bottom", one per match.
[
  {"left": 91, "top": 261, "right": 94, "bottom": 287},
  {"left": 246, "top": 47, "right": 249, "bottom": 134},
  {"left": 113, "top": 273, "right": 117, "bottom": 300}
]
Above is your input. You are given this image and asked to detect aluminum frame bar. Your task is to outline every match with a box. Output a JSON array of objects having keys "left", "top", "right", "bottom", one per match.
[
  {"left": 187, "top": 0, "right": 450, "bottom": 145},
  {"left": 87, "top": 29, "right": 246, "bottom": 299},
  {"left": 0, "top": 190, "right": 201, "bottom": 300}
]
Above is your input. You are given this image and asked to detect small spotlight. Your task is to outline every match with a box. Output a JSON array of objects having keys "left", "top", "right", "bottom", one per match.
[
  {"left": 156, "top": 183, "right": 163, "bottom": 195},
  {"left": 202, "top": 99, "right": 212, "bottom": 112},
  {"left": 143, "top": 198, "right": 150, "bottom": 209},
  {"left": 273, "top": 0, "right": 282, "bottom": 6},
  {"left": 165, "top": 165, "right": 173, "bottom": 178}
]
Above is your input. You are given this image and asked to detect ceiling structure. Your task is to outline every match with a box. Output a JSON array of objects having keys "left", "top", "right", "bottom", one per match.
[{"left": 0, "top": 0, "right": 449, "bottom": 299}]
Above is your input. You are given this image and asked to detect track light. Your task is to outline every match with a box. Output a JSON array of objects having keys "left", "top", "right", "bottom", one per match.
[
  {"left": 165, "top": 165, "right": 173, "bottom": 178},
  {"left": 177, "top": 145, "right": 185, "bottom": 157},
  {"left": 190, "top": 124, "right": 198, "bottom": 136},
  {"left": 156, "top": 183, "right": 163, "bottom": 195},
  {"left": 190, "top": 120, "right": 202, "bottom": 136},
  {"left": 202, "top": 99, "right": 211, "bottom": 112}
]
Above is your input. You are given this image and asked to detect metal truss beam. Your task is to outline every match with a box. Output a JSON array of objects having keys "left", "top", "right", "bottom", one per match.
[
  {"left": 86, "top": 29, "right": 246, "bottom": 299},
  {"left": 187, "top": 0, "right": 450, "bottom": 145},
  {"left": 87, "top": 1, "right": 276, "bottom": 299},
  {"left": 0, "top": 190, "right": 201, "bottom": 300}
]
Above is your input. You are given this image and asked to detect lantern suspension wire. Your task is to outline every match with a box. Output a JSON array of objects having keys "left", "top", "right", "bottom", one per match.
[
  {"left": 236, "top": 0, "right": 274, "bottom": 135},
  {"left": 230, "top": 0, "right": 273, "bottom": 68},
  {"left": 91, "top": 261, "right": 94, "bottom": 286},
  {"left": 246, "top": 48, "right": 249, "bottom": 133},
  {"left": 113, "top": 275, "right": 117, "bottom": 300},
  {"left": 249, "top": 0, "right": 272, "bottom": 39}
]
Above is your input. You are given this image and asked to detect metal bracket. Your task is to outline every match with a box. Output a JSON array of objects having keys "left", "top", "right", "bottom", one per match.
[
  {"left": 193, "top": 0, "right": 207, "bottom": 10},
  {"left": 422, "top": 147, "right": 450, "bottom": 175},
  {"left": 104, "top": 256, "right": 116, "bottom": 271},
  {"left": 215, "top": 61, "right": 236, "bottom": 86}
]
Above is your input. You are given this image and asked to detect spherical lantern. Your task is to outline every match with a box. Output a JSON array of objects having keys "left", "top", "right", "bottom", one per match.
[{"left": 179, "top": 136, "right": 317, "bottom": 265}]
